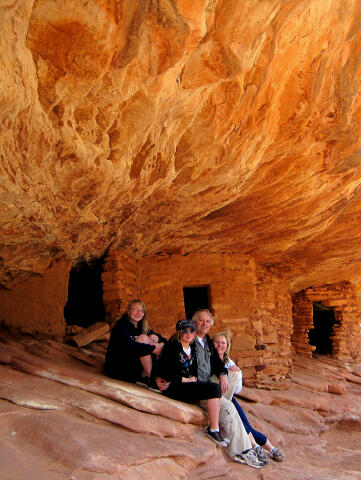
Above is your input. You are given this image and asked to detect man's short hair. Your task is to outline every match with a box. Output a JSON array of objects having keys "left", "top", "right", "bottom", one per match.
[{"left": 192, "top": 309, "right": 214, "bottom": 326}]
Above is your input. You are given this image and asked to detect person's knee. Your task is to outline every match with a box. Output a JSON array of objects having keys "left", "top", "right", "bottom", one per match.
[
  {"left": 148, "top": 334, "right": 159, "bottom": 346},
  {"left": 136, "top": 334, "right": 150, "bottom": 343},
  {"left": 221, "top": 397, "right": 233, "bottom": 408}
]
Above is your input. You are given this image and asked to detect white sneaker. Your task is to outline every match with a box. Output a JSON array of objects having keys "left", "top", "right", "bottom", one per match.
[
  {"left": 268, "top": 447, "right": 285, "bottom": 462},
  {"left": 234, "top": 449, "right": 264, "bottom": 468}
]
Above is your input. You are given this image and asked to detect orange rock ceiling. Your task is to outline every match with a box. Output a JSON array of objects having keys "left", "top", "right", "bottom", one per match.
[{"left": 1, "top": 0, "right": 360, "bottom": 291}]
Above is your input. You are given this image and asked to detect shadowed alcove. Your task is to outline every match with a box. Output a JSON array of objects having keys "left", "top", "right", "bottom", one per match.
[
  {"left": 183, "top": 285, "right": 211, "bottom": 319},
  {"left": 308, "top": 302, "right": 337, "bottom": 355},
  {"left": 64, "top": 257, "right": 105, "bottom": 328}
]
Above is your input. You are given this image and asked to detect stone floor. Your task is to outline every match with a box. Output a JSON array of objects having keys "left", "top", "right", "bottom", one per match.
[{"left": 0, "top": 326, "right": 360, "bottom": 480}]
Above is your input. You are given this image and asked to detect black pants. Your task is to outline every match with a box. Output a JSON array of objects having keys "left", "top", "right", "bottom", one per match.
[{"left": 163, "top": 380, "right": 221, "bottom": 402}]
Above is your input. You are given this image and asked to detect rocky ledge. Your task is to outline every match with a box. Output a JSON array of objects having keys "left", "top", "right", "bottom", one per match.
[
  {"left": 0, "top": 326, "right": 360, "bottom": 480},
  {"left": 1, "top": 0, "right": 360, "bottom": 290}
]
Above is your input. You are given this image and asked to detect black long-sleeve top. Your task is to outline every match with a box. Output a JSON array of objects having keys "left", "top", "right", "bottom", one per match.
[
  {"left": 104, "top": 314, "right": 166, "bottom": 382},
  {"left": 153, "top": 339, "right": 198, "bottom": 384}
]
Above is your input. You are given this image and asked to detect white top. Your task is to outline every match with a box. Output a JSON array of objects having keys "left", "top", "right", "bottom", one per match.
[
  {"left": 183, "top": 346, "right": 191, "bottom": 356},
  {"left": 225, "top": 357, "right": 243, "bottom": 395},
  {"left": 196, "top": 336, "right": 205, "bottom": 348}
]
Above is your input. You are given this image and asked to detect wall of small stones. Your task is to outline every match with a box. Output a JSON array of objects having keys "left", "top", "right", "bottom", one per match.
[
  {"left": 101, "top": 251, "right": 138, "bottom": 325},
  {"left": 137, "top": 252, "right": 257, "bottom": 338},
  {"left": 291, "top": 282, "right": 361, "bottom": 362},
  {"left": 0, "top": 259, "right": 70, "bottom": 338},
  {"left": 252, "top": 266, "right": 294, "bottom": 384}
]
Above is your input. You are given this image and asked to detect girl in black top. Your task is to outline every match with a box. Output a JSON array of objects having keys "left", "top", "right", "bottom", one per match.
[
  {"left": 104, "top": 299, "right": 166, "bottom": 384},
  {"left": 153, "top": 319, "right": 227, "bottom": 446}
]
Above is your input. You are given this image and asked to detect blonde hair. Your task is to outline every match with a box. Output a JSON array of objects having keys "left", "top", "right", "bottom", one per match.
[
  {"left": 126, "top": 299, "right": 150, "bottom": 335},
  {"left": 213, "top": 329, "right": 232, "bottom": 365}
]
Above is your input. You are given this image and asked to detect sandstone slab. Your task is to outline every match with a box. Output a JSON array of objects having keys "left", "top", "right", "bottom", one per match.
[
  {"left": 72, "top": 321, "right": 110, "bottom": 348},
  {"left": 1, "top": 331, "right": 361, "bottom": 479}
]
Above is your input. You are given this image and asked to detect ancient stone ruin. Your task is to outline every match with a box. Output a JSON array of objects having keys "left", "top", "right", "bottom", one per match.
[
  {"left": 101, "top": 251, "right": 361, "bottom": 386},
  {"left": 0, "top": 0, "right": 361, "bottom": 478}
]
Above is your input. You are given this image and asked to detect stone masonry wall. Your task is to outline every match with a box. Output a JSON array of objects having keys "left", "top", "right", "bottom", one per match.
[
  {"left": 103, "top": 250, "right": 296, "bottom": 385},
  {"left": 101, "top": 251, "right": 138, "bottom": 324},
  {"left": 137, "top": 253, "right": 257, "bottom": 336},
  {"left": 252, "top": 266, "right": 294, "bottom": 384},
  {"left": 0, "top": 259, "right": 71, "bottom": 337},
  {"left": 291, "top": 282, "right": 361, "bottom": 362},
  {"left": 137, "top": 252, "right": 264, "bottom": 385}
]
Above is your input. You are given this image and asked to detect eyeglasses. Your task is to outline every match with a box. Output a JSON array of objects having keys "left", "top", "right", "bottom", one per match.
[{"left": 181, "top": 328, "right": 195, "bottom": 334}]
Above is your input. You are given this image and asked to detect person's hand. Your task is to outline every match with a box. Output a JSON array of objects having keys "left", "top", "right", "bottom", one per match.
[
  {"left": 229, "top": 365, "right": 240, "bottom": 372},
  {"left": 219, "top": 374, "right": 230, "bottom": 394},
  {"left": 155, "top": 377, "right": 169, "bottom": 391},
  {"left": 182, "top": 376, "right": 197, "bottom": 383},
  {"left": 153, "top": 342, "right": 164, "bottom": 356}
]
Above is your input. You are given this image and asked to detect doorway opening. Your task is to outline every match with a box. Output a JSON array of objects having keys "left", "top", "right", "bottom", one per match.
[
  {"left": 308, "top": 302, "right": 336, "bottom": 355},
  {"left": 64, "top": 257, "right": 105, "bottom": 328},
  {"left": 183, "top": 285, "right": 211, "bottom": 319}
]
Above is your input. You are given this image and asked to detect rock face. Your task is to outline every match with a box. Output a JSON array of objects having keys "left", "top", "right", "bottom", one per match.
[
  {"left": 1, "top": 326, "right": 361, "bottom": 480},
  {"left": 0, "top": 0, "right": 360, "bottom": 290}
]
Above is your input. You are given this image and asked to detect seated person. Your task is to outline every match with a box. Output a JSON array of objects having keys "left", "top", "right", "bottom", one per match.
[
  {"left": 104, "top": 299, "right": 166, "bottom": 387},
  {"left": 153, "top": 319, "right": 228, "bottom": 447},
  {"left": 213, "top": 331, "right": 285, "bottom": 463}
]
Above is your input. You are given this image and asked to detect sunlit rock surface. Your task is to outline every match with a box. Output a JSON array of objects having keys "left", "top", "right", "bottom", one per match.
[
  {"left": 1, "top": 327, "right": 361, "bottom": 479},
  {"left": 0, "top": 0, "right": 360, "bottom": 289}
]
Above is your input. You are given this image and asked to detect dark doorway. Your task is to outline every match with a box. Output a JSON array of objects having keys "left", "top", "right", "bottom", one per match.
[
  {"left": 308, "top": 302, "right": 336, "bottom": 355},
  {"left": 64, "top": 257, "right": 105, "bottom": 328},
  {"left": 183, "top": 286, "right": 210, "bottom": 319}
]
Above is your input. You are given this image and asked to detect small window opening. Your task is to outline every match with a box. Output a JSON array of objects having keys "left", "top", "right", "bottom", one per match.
[
  {"left": 183, "top": 285, "right": 211, "bottom": 319},
  {"left": 64, "top": 257, "right": 105, "bottom": 328},
  {"left": 308, "top": 302, "right": 336, "bottom": 355}
]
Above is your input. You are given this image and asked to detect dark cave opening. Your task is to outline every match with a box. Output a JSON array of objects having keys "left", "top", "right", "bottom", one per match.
[
  {"left": 183, "top": 285, "right": 211, "bottom": 319},
  {"left": 308, "top": 302, "right": 336, "bottom": 355},
  {"left": 64, "top": 257, "right": 105, "bottom": 328}
]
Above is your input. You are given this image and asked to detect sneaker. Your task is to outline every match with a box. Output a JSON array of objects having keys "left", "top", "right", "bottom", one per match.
[
  {"left": 205, "top": 427, "right": 227, "bottom": 447},
  {"left": 135, "top": 377, "right": 149, "bottom": 388},
  {"left": 234, "top": 449, "right": 264, "bottom": 469},
  {"left": 268, "top": 447, "right": 285, "bottom": 462},
  {"left": 254, "top": 446, "right": 269, "bottom": 464}
]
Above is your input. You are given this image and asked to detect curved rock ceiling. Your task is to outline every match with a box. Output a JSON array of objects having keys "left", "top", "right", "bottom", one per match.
[{"left": 1, "top": 0, "right": 360, "bottom": 290}]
